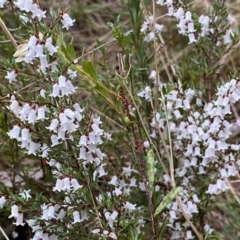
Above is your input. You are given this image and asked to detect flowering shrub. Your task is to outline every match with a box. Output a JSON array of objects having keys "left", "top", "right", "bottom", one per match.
[{"left": 0, "top": 0, "right": 239, "bottom": 239}]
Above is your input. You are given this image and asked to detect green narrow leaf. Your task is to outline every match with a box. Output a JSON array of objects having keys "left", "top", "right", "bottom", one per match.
[
  {"left": 60, "top": 44, "right": 71, "bottom": 61},
  {"left": 59, "top": 42, "right": 76, "bottom": 62},
  {"left": 67, "top": 43, "right": 76, "bottom": 59},
  {"left": 94, "top": 85, "right": 108, "bottom": 99},
  {"left": 154, "top": 187, "right": 181, "bottom": 216},
  {"left": 146, "top": 148, "right": 155, "bottom": 192},
  {"left": 57, "top": 31, "right": 66, "bottom": 47},
  {"left": 82, "top": 60, "right": 98, "bottom": 82}
]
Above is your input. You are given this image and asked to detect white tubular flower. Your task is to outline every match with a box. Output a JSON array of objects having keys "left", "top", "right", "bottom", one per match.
[
  {"left": 104, "top": 211, "right": 118, "bottom": 229},
  {"left": 27, "top": 108, "right": 37, "bottom": 123},
  {"left": 0, "top": 0, "right": 7, "bottom": 8},
  {"left": 185, "top": 11, "right": 192, "bottom": 21},
  {"left": 53, "top": 179, "right": 64, "bottom": 192},
  {"left": 35, "top": 44, "right": 43, "bottom": 57},
  {"left": 72, "top": 211, "right": 81, "bottom": 224},
  {"left": 79, "top": 146, "right": 87, "bottom": 160},
  {"left": 62, "top": 177, "right": 71, "bottom": 191},
  {"left": 21, "top": 128, "right": 31, "bottom": 142},
  {"left": 188, "top": 33, "right": 196, "bottom": 44},
  {"left": 9, "top": 205, "right": 19, "bottom": 218},
  {"left": 50, "top": 83, "right": 60, "bottom": 97},
  {"left": 71, "top": 178, "right": 82, "bottom": 192},
  {"left": 57, "top": 209, "right": 66, "bottom": 220},
  {"left": 199, "top": 15, "right": 211, "bottom": 37},
  {"left": 186, "top": 230, "right": 194, "bottom": 239},
  {"left": 156, "top": 0, "right": 164, "bottom": 5},
  {"left": 37, "top": 106, "right": 48, "bottom": 120},
  {"left": 39, "top": 55, "right": 49, "bottom": 73},
  {"left": 41, "top": 204, "right": 49, "bottom": 220},
  {"left": 223, "top": 29, "right": 233, "bottom": 44},
  {"left": 15, "top": 0, "right": 32, "bottom": 12},
  {"left": 61, "top": 13, "right": 75, "bottom": 30},
  {"left": 51, "top": 135, "right": 59, "bottom": 147},
  {"left": 168, "top": 6, "right": 174, "bottom": 16},
  {"left": 109, "top": 176, "right": 118, "bottom": 186},
  {"left": 79, "top": 135, "right": 87, "bottom": 146},
  {"left": 13, "top": 213, "right": 24, "bottom": 226},
  {"left": 45, "top": 37, "right": 58, "bottom": 55},
  {"left": 31, "top": 3, "right": 46, "bottom": 20},
  {"left": 28, "top": 141, "right": 40, "bottom": 155},
  {"left": 64, "top": 108, "right": 75, "bottom": 119},
  {"left": 0, "top": 196, "right": 7, "bottom": 208},
  {"left": 47, "top": 205, "right": 55, "bottom": 219},
  {"left": 80, "top": 210, "right": 89, "bottom": 221},
  {"left": 47, "top": 119, "right": 59, "bottom": 132},
  {"left": 7, "top": 125, "right": 21, "bottom": 139},
  {"left": 174, "top": 7, "right": 184, "bottom": 19},
  {"left": 188, "top": 22, "right": 195, "bottom": 33}
]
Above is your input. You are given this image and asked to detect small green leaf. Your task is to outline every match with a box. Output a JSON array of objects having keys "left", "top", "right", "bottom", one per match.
[
  {"left": 94, "top": 85, "right": 108, "bottom": 99},
  {"left": 154, "top": 187, "right": 181, "bottom": 216},
  {"left": 107, "top": 21, "right": 114, "bottom": 29},
  {"left": 60, "top": 43, "right": 76, "bottom": 61},
  {"left": 146, "top": 148, "right": 154, "bottom": 192},
  {"left": 67, "top": 43, "right": 76, "bottom": 60},
  {"left": 115, "top": 15, "right": 121, "bottom": 26},
  {"left": 60, "top": 44, "right": 71, "bottom": 61},
  {"left": 57, "top": 31, "right": 66, "bottom": 47},
  {"left": 82, "top": 61, "right": 98, "bottom": 82},
  {"left": 49, "top": 7, "right": 56, "bottom": 17}
]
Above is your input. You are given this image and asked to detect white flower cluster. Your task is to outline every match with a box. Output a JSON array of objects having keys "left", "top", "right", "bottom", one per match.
[
  {"left": 6, "top": 95, "right": 114, "bottom": 238},
  {"left": 2, "top": 190, "right": 32, "bottom": 227},
  {"left": 92, "top": 228, "right": 117, "bottom": 239},
  {"left": 0, "top": 3, "right": 125, "bottom": 240},
  {"left": 140, "top": 0, "right": 235, "bottom": 45},
  {"left": 138, "top": 78, "right": 240, "bottom": 238},
  {"left": 140, "top": 16, "right": 164, "bottom": 42},
  {"left": 0, "top": 0, "right": 238, "bottom": 239},
  {"left": 198, "top": 15, "right": 212, "bottom": 37},
  {"left": 137, "top": 86, "right": 152, "bottom": 100},
  {"left": 53, "top": 177, "right": 82, "bottom": 192},
  {"left": 78, "top": 117, "right": 110, "bottom": 181},
  {"left": 14, "top": 0, "right": 46, "bottom": 20},
  {"left": 109, "top": 165, "right": 137, "bottom": 196},
  {"left": 0, "top": 0, "right": 75, "bottom": 29},
  {"left": 21, "top": 117, "right": 112, "bottom": 238},
  {"left": 156, "top": 1, "right": 196, "bottom": 44},
  {"left": 13, "top": 35, "right": 58, "bottom": 73},
  {"left": 5, "top": 92, "right": 122, "bottom": 238},
  {"left": 50, "top": 75, "right": 76, "bottom": 97},
  {"left": 106, "top": 164, "right": 146, "bottom": 234}
]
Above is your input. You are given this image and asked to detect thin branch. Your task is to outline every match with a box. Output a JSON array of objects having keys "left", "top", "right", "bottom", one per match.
[
  {"left": 0, "top": 17, "right": 18, "bottom": 48},
  {"left": 0, "top": 225, "right": 10, "bottom": 240}
]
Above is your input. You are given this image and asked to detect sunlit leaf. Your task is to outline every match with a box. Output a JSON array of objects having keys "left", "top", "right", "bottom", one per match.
[{"left": 154, "top": 187, "right": 181, "bottom": 216}]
